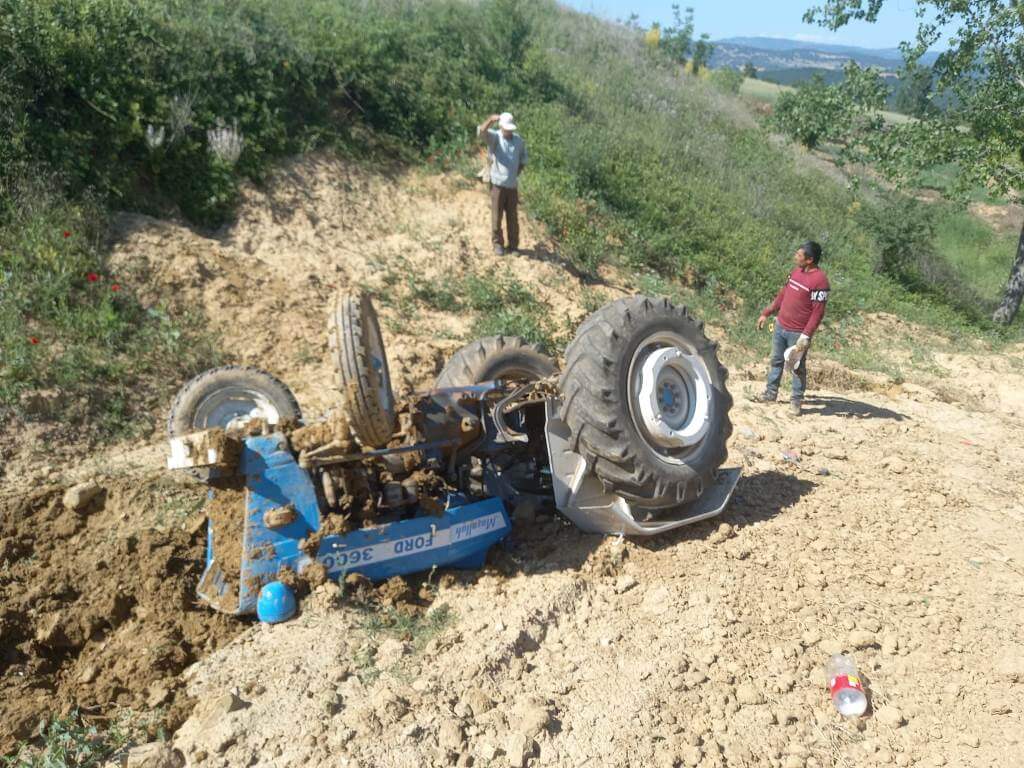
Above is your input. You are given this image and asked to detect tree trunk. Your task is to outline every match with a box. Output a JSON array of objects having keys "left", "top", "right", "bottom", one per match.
[{"left": 992, "top": 218, "right": 1024, "bottom": 325}]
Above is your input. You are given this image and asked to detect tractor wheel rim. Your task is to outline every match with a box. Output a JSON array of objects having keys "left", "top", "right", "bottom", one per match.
[
  {"left": 193, "top": 387, "right": 282, "bottom": 431},
  {"left": 628, "top": 332, "right": 713, "bottom": 463}
]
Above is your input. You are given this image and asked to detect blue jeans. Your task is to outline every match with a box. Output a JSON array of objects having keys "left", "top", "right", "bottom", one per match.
[{"left": 765, "top": 323, "right": 807, "bottom": 402}]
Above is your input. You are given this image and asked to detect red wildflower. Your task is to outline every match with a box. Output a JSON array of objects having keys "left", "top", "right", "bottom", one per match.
[
  {"left": 62, "top": 231, "right": 71, "bottom": 238},
  {"left": 29, "top": 337, "right": 39, "bottom": 345},
  {"left": 87, "top": 272, "right": 99, "bottom": 282},
  {"left": 111, "top": 284, "right": 121, "bottom": 292}
]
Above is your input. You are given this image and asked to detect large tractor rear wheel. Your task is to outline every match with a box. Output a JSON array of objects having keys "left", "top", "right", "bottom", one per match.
[
  {"left": 435, "top": 335, "right": 557, "bottom": 388},
  {"left": 558, "top": 296, "right": 732, "bottom": 509}
]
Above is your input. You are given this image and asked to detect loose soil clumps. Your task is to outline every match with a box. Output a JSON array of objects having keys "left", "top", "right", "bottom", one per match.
[{"left": 0, "top": 478, "right": 243, "bottom": 752}]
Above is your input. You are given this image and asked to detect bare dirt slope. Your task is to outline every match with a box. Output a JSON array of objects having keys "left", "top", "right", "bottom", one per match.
[{"left": 3, "top": 155, "right": 1023, "bottom": 765}]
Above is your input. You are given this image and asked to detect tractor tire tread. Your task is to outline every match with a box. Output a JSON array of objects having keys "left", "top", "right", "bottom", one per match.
[{"left": 559, "top": 296, "right": 732, "bottom": 508}]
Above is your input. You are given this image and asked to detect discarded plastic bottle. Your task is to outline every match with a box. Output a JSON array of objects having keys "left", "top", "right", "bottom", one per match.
[{"left": 825, "top": 654, "right": 868, "bottom": 717}]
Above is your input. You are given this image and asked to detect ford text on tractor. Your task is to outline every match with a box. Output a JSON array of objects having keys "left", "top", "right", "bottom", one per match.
[{"left": 166, "top": 294, "right": 739, "bottom": 615}]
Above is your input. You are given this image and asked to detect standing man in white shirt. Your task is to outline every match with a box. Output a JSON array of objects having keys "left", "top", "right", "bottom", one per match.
[{"left": 477, "top": 111, "right": 528, "bottom": 256}]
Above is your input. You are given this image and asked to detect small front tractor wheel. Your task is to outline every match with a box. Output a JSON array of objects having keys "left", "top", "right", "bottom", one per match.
[
  {"left": 168, "top": 366, "right": 302, "bottom": 437},
  {"left": 559, "top": 296, "right": 732, "bottom": 509},
  {"left": 328, "top": 292, "right": 396, "bottom": 448}
]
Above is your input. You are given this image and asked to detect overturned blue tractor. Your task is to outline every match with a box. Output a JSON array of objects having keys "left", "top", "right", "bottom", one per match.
[{"left": 167, "top": 294, "right": 739, "bottom": 615}]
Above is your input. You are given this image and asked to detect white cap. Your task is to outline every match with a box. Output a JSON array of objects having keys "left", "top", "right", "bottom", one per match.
[{"left": 499, "top": 112, "right": 517, "bottom": 131}]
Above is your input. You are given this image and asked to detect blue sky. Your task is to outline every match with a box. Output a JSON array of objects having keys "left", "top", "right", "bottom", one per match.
[{"left": 560, "top": 0, "right": 935, "bottom": 49}]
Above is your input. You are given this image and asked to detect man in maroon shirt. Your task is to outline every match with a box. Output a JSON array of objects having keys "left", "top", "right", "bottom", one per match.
[{"left": 753, "top": 241, "right": 830, "bottom": 416}]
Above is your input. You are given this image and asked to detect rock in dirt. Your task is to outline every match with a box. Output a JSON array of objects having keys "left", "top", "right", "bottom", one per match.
[
  {"left": 377, "top": 575, "right": 414, "bottom": 606},
  {"left": 505, "top": 731, "right": 535, "bottom": 768},
  {"left": 882, "top": 457, "right": 907, "bottom": 474},
  {"left": 463, "top": 687, "right": 495, "bottom": 717},
  {"left": 63, "top": 480, "right": 102, "bottom": 513},
  {"left": 436, "top": 718, "right": 465, "bottom": 752},
  {"left": 201, "top": 691, "right": 250, "bottom": 725},
  {"left": 642, "top": 586, "right": 673, "bottom": 615},
  {"left": 708, "top": 523, "right": 734, "bottom": 544},
  {"left": 881, "top": 634, "right": 900, "bottom": 655},
  {"left": 801, "top": 629, "right": 821, "bottom": 647},
  {"left": 478, "top": 742, "right": 499, "bottom": 762},
  {"left": 679, "top": 744, "right": 703, "bottom": 767},
  {"left": 514, "top": 699, "right": 553, "bottom": 738},
  {"left": 821, "top": 639, "right": 845, "bottom": 655},
  {"left": 995, "top": 648, "right": 1024, "bottom": 682},
  {"left": 614, "top": 575, "right": 638, "bottom": 594},
  {"left": 736, "top": 682, "right": 765, "bottom": 706},
  {"left": 376, "top": 637, "right": 410, "bottom": 668},
  {"left": 146, "top": 681, "right": 173, "bottom": 708},
  {"left": 125, "top": 742, "right": 185, "bottom": 768},
  {"left": 850, "top": 630, "right": 878, "bottom": 649},
  {"left": 874, "top": 707, "right": 905, "bottom": 728}
]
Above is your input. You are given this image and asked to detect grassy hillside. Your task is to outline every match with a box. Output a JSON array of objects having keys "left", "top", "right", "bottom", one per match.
[{"left": 1, "top": 0, "right": 1019, "bottom": 436}]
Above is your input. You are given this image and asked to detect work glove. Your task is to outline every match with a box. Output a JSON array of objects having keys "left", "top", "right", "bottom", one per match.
[{"left": 784, "top": 335, "right": 810, "bottom": 373}]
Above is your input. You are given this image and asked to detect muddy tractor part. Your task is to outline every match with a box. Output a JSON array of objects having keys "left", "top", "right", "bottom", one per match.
[
  {"left": 166, "top": 292, "right": 739, "bottom": 614},
  {"left": 328, "top": 291, "right": 396, "bottom": 447},
  {"left": 170, "top": 431, "right": 509, "bottom": 615}
]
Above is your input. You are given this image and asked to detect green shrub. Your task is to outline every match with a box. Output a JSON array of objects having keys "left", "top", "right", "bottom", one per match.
[
  {"left": 769, "top": 64, "right": 886, "bottom": 151},
  {"left": 859, "top": 196, "right": 936, "bottom": 281},
  {"left": 709, "top": 67, "right": 744, "bottom": 95},
  {"left": 858, "top": 194, "right": 988, "bottom": 320}
]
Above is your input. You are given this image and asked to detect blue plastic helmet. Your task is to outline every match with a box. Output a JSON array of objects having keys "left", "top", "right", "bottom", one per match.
[{"left": 256, "top": 581, "right": 297, "bottom": 623}]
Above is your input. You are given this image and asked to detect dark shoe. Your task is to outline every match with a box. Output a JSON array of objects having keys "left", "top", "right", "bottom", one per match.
[
  {"left": 506, "top": 248, "right": 519, "bottom": 256},
  {"left": 494, "top": 244, "right": 505, "bottom": 256},
  {"left": 789, "top": 400, "right": 802, "bottom": 417},
  {"left": 748, "top": 391, "right": 777, "bottom": 404}
]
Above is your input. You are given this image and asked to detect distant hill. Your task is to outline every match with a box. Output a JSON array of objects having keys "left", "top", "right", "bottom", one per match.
[
  {"left": 759, "top": 67, "right": 900, "bottom": 88},
  {"left": 711, "top": 36, "right": 941, "bottom": 74}
]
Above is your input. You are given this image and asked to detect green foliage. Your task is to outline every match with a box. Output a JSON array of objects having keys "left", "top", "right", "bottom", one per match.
[
  {"left": 355, "top": 603, "right": 456, "bottom": 681},
  {"left": 461, "top": 275, "right": 559, "bottom": 352},
  {"left": 742, "top": 62, "right": 758, "bottom": 79},
  {"left": 691, "top": 33, "right": 713, "bottom": 74},
  {"left": 360, "top": 604, "right": 454, "bottom": 649},
  {"left": 709, "top": 67, "right": 744, "bottom": 95},
  {"left": 859, "top": 195, "right": 935, "bottom": 282},
  {"left": 892, "top": 64, "right": 937, "bottom": 119},
  {"left": 934, "top": 210, "right": 1022, "bottom": 302},
  {"left": 3, "top": 711, "right": 153, "bottom": 768},
  {"left": 0, "top": 178, "right": 219, "bottom": 434},
  {"left": 857, "top": 194, "right": 988, "bottom": 320},
  {"left": 659, "top": 5, "right": 694, "bottom": 67},
  {"left": 0, "top": 0, "right": 555, "bottom": 225},
  {"left": 770, "top": 63, "right": 886, "bottom": 151},
  {"left": 2, "top": 0, "right": 1019, "bottom": 443}
]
